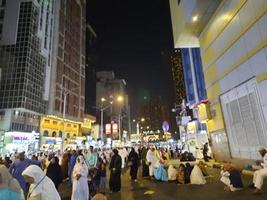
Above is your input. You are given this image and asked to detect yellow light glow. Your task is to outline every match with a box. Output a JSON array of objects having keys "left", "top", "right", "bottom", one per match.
[
  {"left": 223, "top": 14, "right": 231, "bottom": 21},
  {"left": 101, "top": 97, "right": 106, "bottom": 102},
  {"left": 117, "top": 96, "right": 123, "bottom": 102},
  {"left": 141, "top": 118, "right": 145, "bottom": 122},
  {"left": 192, "top": 15, "right": 198, "bottom": 22}
]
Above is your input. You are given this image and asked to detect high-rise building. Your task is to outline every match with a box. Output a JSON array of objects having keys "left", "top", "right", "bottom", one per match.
[
  {"left": 48, "top": 0, "right": 86, "bottom": 121},
  {"left": 140, "top": 96, "right": 171, "bottom": 133},
  {"left": 85, "top": 23, "right": 97, "bottom": 116},
  {"left": 181, "top": 48, "right": 207, "bottom": 105},
  {"left": 170, "top": 0, "right": 267, "bottom": 161},
  {"left": 0, "top": 0, "right": 54, "bottom": 132},
  {"left": 39, "top": 0, "right": 87, "bottom": 148},
  {"left": 169, "top": 49, "right": 186, "bottom": 106},
  {"left": 161, "top": 49, "right": 185, "bottom": 135},
  {"left": 96, "top": 71, "right": 130, "bottom": 140}
]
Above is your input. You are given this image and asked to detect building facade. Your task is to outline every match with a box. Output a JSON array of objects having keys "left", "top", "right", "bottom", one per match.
[
  {"left": 181, "top": 48, "right": 207, "bottom": 105},
  {"left": 48, "top": 0, "right": 86, "bottom": 121},
  {"left": 85, "top": 23, "right": 97, "bottom": 116},
  {"left": 0, "top": 0, "right": 54, "bottom": 154},
  {"left": 39, "top": 0, "right": 87, "bottom": 149},
  {"left": 170, "top": 0, "right": 267, "bottom": 161},
  {"left": 96, "top": 71, "right": 131, "bottom": 141},
  {"left": 140, "top": 96, "right": 171, "bottom": 133}
]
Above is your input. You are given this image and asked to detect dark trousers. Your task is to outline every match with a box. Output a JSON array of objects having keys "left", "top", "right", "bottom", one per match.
[
  {"left": 130, "top": 165, "right": 138, "bottom": 180},
  {"left": 109, "top": 170, "right": 121, "bottom": 192}
]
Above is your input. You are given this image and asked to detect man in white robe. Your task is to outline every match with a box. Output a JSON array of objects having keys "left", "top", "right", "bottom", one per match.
[
  {"left": 119, "top": 147, "right": 128, "bottom": 168},
  {"left": 252, "top": 148, "right": 267, "bottom": 194},
  {"left": 71, "top": 155, "right": 89, "bottom": 200},
  {"left": 146, "top": 147, "right": 159, "bottom": 177}
]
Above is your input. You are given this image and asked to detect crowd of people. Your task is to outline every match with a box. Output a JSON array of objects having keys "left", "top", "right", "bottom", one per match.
[{"left": 0, "top": 145, "right": 267, "bottom": 199}]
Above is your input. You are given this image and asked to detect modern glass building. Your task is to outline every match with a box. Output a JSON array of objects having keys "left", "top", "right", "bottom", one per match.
[
  {"left": 0, "top": 0, "right": 54, "bottom": 132},
  {"left": 181, "top": 48, "right": 207, "bottom": 106}
]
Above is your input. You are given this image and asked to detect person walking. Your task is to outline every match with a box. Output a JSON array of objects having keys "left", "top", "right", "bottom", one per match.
[
  {"left": 98, "top": 159, "right": 107, "bottom": 194},
  {"left": 86, "top": 146, "right": 98, "bottom": 169},
  {"left": 22, "top": 165, "right": 61, "bottom": 200},
  {"left": 46, "top": 156, "right": 63, "bottom": 190},
  {"left": 60, "top": 152, "right": 69, "bottom": 180},
  {"left": 109, "top": 149, "right": 122, "bottom": 193},
  {"left": 128, "top": 147, "right": 139, "bottom": 182},
  {"left": 203, "top": 143, "right": 209, "bottom": 162},
  {"left": 9, "top": 152, "right": 40, "bottom": 195},
  {"left": 68, "top": 150, "right": 77, "bottom": 186},
  {"left": 71, "top": 155, "right": 89, "bottom": 200},
  {"left": 141, "top": 146, "right": 149, "bottom": 178},
  {"left": 0, "top": 165, "right": 22, "bottom": 200}
]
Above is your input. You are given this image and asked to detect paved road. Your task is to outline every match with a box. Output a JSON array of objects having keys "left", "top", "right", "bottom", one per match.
[{"left": 59, "top": 166, "right": 267, "bottom": 200}]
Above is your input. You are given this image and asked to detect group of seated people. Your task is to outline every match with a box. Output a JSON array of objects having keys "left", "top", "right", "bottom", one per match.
[
  {"left": 180, "top": 152, "right": 196, "bottom": 162},
  {"left": 148, "top": 147, "right": 267, "bottom": 196},
  {"left": 153, "top": 160, "right": 208, "bottom": 184}
]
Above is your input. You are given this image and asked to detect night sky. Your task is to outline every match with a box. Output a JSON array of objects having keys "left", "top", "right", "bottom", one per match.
[{"left": 87, "top": 0, "right": 174, "bottom": 117}]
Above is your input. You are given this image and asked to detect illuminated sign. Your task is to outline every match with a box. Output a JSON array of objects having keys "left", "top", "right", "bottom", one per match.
[
  {"left": 112, "top": 123, "right": 118, "bottom": 134},
  {"left": 162, "top": 121, "right": 169, "bottom": 132},
  {"left": 105, "top": 124, "right": 111, "bottom": 134}
]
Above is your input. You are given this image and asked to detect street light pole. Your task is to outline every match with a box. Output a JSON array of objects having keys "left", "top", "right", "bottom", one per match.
[
  {"left": 100, "top": 107, "right": 104, "bottom": 142},
  {"left": 61, "top": 92, "right": 66, "bottom": 152},
  {"left": 118, "top": 112, "right": 121, "bottom": 141},
  {"left": 60, "top": 86, "right": 79, "bottom": 152},
  {"left": 136, "top": 122, "right": 139, "bottom": 135}
]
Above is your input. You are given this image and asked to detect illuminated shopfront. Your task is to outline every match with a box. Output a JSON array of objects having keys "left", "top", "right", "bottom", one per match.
[
  {"left": 3, "top": 131, "right": 39, "bottom": 155},
  {"left": 40, "top": 115, "right": 96, "bottom": 150}
]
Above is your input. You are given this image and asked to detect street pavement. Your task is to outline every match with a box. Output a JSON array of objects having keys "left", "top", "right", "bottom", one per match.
[{"left": 59, "top": 165, "right": 267, "bottom": 200}]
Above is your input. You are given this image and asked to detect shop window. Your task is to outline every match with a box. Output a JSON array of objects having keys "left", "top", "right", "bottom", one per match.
[
  {"left": 52, "top": 131, "right": 57, "bottom": 137},
  {"left": 66, "top": 133, "right": 70, "bottom": 138},
  {"left": 59, "top": 131, "right": 62, "bottom": 137},
  {"left": 43, "top": 130, "right": 48, "bottom": 137}
]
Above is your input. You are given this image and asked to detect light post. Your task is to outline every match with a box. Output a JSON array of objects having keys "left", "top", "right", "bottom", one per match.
[
  {"left": 60, "top": 86, "right": 79, "bottom": 152},
  {"left": 117, "top": 96, "right": 124, "bottom": 142},
  {"left": 99, "top": 98, "right": 112, "bottom": 142},
  {"left": 132, "top": 117, "right": 145, "bottom": 135}
]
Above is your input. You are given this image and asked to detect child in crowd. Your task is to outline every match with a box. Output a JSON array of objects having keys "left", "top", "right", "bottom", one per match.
[{"left": 99, "top": 158, "right": 107, "bottom": 194}]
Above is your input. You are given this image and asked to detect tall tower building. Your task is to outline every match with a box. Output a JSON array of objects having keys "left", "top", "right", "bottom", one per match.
[
  {"left": 0, "top": 0, "right": 54, "bottom": 132},
  {"left": 96, "top": 71, "right": 130, "bottom": 140},
  {"left": 181, "top": 48, "right": 207, "bottom": 105},
  {"left": 169, "top": 49, "right": 186, "bottom": 106},
  {"left": 85, "top": 23, "right": 97, "bottom": 116},
  {"left": 48, "top": 0, "right": 86, "bottom": 121},
  {"left": 162, "top": 49, "right": 186, "bottom": 134},
  {"left": 38, "top": 0, "right": 87, "bottom": 147}
]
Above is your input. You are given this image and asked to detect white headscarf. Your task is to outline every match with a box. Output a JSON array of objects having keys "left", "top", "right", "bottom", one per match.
[
  {"left": 22, "top": 165, "right": 61, "bottom": 200},
  {"left": 0, "top": 165, "right": 21, "bottom": 193},
  {"left": 73, "top": 156, "right": 88, "bottom": 178}
]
